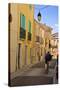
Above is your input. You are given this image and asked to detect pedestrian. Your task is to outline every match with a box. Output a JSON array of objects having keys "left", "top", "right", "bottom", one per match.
[{"left": 45, "top": 51, "right": 52, "bottom": 73}]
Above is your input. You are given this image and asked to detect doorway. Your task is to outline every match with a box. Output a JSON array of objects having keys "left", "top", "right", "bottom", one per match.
[
  {"left": 18, "top": 44, "right": 22, "bottom": 69},
  {"left": 25, "top": 45, "right": 28, "bottom": 65}
]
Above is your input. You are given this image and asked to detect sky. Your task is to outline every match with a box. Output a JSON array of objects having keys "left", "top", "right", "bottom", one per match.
[{"left": 34, "top": 5, "right": 58, "bottom": 34}]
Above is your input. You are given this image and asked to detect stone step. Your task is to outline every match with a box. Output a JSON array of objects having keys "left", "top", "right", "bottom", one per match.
[{"left": 10, "top": 76, "right": 53, "bottom": 86}]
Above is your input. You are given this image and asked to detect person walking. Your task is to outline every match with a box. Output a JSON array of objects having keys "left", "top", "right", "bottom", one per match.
[{"left": 45, "top": 51, "right": 52, "bottom": 73}]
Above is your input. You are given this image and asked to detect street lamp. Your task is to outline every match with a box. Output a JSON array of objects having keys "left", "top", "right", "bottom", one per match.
[{"left": 37, "top": 12, "right": 41, "bottom": 22}]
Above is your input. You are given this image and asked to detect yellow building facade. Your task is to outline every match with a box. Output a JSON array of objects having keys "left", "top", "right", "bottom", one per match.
[
  {"left": 34, "top": 20, "right": 52, "bottom": 62},
  {"left": 50, "top": 33, "right": 58, "bottom": 59},
  {"left": 9, "top": 3, "right": 52, "bottom": 73},
  {"left": 9, "top": 4, "right": 34, "bottom": 73},
  {"left": 42, "top": 24, "right": 52, "bottom": 53},
  {"left": 34, "top": 20, "right": 45, "bottom": 62}
]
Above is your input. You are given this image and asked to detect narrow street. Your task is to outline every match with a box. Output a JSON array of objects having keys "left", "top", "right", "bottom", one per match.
[
  {"left": 9, "top": 4, "right": 58, "bottom": 86},
  {"left": 10, "top": 59, "right": 58, "bottom": 86}
]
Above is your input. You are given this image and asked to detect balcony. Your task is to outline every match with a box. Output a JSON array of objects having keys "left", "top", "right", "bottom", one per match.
[
  {"left": 36, "top": 36, "right": 43, "bottom": 44},
  {"left": 20, "top": 27, "right": 26, "bottom": 39},
  {"left": 50, "top": 44, "right": 58, "bottom": 48},
  {"left": 36, "top": 36, "right": 40, "bottom": 42}
]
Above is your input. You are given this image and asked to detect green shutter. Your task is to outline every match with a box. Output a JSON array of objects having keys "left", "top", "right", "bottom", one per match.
[
  {"left": 28, "top": 20, "right": 31, "bottom": 33},
  {"left": 20, "top": 13, "right": 26, "bottom": 39},
  {"left": 20, "top": 14, "right": 26, "bottom": 30}
]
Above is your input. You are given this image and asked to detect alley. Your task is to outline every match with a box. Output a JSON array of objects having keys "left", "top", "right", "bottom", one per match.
[
  {"left": 9, "top": 4, "right": 58, "bottom": 86},
  {"left": 10, "top": 59, "right": 58, "bottom": 86}
]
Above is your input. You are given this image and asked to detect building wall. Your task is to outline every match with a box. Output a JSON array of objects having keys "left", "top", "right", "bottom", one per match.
[
  {"left": 43, "top": 26, "right": 52, "bottom": 53},
  {"left": 34, "top": 20, "right": 45, "bottom": 62},
  {"left": 9, "top": 4, "right": 52, "bottom": 73},
  {"left": 34, "top": 21, "right": 52, "bottom": 62},
  {"left": 9, "top": 4, "right": 18, "bottom": 73},
  {"left": 40, "top": 27, "right": 45, "bottom": 60},
  {"left": 17, "top": 4, "right": 34, "bottom": 66},
  {"left": 9, "top": 4, "right": 34, "bottom": 73},
  {"left": 50, "top": 36, "right": 58, "bottom": 59},
  {"left": 34, "top": 20, "right": 40, "bottom": 62}
]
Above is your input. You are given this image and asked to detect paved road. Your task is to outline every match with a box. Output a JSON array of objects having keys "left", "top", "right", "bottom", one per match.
[
  {"left": 32, "top": 59, "right": 56, "bottom": 69},
  {"left": 10, "top": 59, "right": 57, "bottom": 86}
]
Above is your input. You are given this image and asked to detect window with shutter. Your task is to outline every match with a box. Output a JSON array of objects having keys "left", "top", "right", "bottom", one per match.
[{"left": 20, "top": 13, "right": 26, "bottom": 39}]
